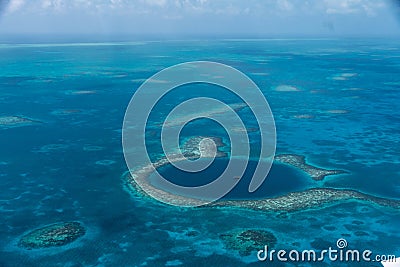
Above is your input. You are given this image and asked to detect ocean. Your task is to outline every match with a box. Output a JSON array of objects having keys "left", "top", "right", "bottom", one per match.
[{"left": 0, "top": 39, "right": 399, "bottom": 266}]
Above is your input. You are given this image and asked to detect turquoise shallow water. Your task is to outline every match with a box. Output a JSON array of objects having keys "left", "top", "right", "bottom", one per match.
[{"left": 0, "top": 39, "right": 399, "bottom": 266}]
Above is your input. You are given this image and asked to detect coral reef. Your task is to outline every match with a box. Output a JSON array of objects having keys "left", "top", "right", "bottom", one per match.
[
  {"left": 160, "top": 103, "right": 247, "bottom": 128},
  {"left": 208, "top": 188, "right": 400, "bottom": 212},
  {"left": 18, "top": 222, "right": 85, "bottom": 249},
  {"left": 293, "top": 114, "right": 314, "bottom": 119},
  {"left": 124, "top": 144, "right": 399, "bottom": 212},
  {"left": 274, "top": 154, "right": 346, "bottom": 181},
  {"left": 326, "top": 109, "right": 349, "bottom": 114},
  {"left": 220, "top": 229, "right": 277, "bottom": 256},
  {"left": 65, "top": 90, "right": 96, "bottom": 95},
  {"left": 274, "top": 85, "right": 300, "bottom": 92},
  {"left": 124, "top": 136, "right": 228, "bottom": 206},
  {"left": 182, "top": 135, "right": 227, "bottom": 158},
  {"left": 0, "top": 116, "right": 40, "bottom": 128}
]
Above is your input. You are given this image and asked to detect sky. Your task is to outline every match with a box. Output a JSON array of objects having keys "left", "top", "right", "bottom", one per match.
[{"left": 0, "top": 0, "right": 399, "bottom": 38}]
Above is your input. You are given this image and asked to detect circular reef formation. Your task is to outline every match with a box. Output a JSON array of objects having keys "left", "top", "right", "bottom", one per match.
[
  {"left": 18, "top": 222, "right": 86, "bottom": 250},
  {"left": 220, "top": 228, "right": 277, "bottom": 256},
  {"left": 123, "top": 135, "right": 228, "bottom": 206},
  {"left": 123, "top": 135, "right": 400, "bottom": 211}
]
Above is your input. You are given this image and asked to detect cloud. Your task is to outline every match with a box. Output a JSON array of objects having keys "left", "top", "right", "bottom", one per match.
[
  {"left": 143, "top": 0, "right": 167, "bottom": 7},
  {"left": 323, "top": 0, "right": 386, "bottom": 16},
  {"left": 276, "top": 0, "right": 294, "bottom": 11},
  {"left": 0, "top": 0, "right": 397, "bottom": 36},
  {"left": 7, "top": 0, "right": 24, "bottom": 13},
  {"left": 1, "top": 0, "right": 390, "bottom": 17}
]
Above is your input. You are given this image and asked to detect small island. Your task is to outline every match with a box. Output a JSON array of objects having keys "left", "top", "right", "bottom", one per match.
[{"left": 18, "top": 222, "right": 86, "bottom": 250}]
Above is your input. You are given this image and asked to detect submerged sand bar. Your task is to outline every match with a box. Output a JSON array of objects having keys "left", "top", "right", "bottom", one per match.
[
  {"left": 0, "top": 116, "right": 40, "bottom": 128},
  {"left": 158, "top": 103, "right": 247, "bottom": 128}
]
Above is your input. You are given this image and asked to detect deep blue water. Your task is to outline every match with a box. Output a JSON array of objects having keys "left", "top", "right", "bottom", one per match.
[
  {"left": 153, "top": 160, "right": 310, "bottom": 200},
  {"left": 0, "top": 39, "right": 399, "bottom": 266}
]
